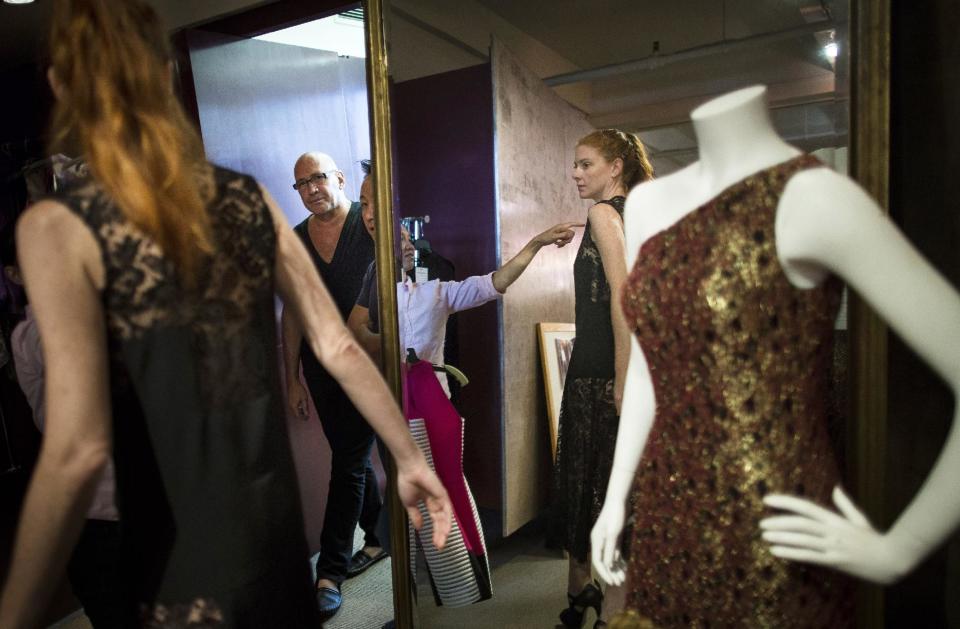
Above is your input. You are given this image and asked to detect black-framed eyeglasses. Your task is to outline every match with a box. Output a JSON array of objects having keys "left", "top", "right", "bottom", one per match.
[{"left": 292, "top": 171, "right": 337, "bottom": 191}]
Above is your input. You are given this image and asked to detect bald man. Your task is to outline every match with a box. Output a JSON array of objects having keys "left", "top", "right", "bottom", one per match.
[{"left": 280, "top": 152, "right": 375, "bottom": 620}]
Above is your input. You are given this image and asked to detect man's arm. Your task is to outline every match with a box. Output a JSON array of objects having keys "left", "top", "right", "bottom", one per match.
[
  {"left": 346, "top": 304, "right": 381, "bottom": 366},
  {"left": 491, "top": 222, "right": 581, "bottom": 292},
  {"left": 280, "top": 303, "right": 310, "bottom": 420}
]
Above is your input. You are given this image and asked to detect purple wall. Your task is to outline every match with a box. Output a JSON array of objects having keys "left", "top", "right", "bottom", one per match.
[{"left": 393, "top": 64, "right": 502, "bottom": 510}]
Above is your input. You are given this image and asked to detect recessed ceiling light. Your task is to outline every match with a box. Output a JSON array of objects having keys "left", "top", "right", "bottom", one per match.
[{"left": 3, "top": 0, "right": 36, "bottom": 4}]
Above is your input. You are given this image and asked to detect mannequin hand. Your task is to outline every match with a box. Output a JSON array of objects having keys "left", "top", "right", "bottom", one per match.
[
  {"left": 591, "top": 500, "right": 627, "bottom": 586},
  {"left": 397, "top": 458, "right": 453, "bottom": 550},
  {"left": 287, "top": 381, "right": 309, "bottom": 420},
  {"left": 533, "top": 222, "right": 583, "bottom": 249},
  {"left": 761, "top": 486, "right": 914, "bottom": 584}
]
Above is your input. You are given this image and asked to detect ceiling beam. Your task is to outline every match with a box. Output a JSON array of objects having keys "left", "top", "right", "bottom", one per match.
[{"left": 544, "top": 19, "right": 839, "bottom": 87}]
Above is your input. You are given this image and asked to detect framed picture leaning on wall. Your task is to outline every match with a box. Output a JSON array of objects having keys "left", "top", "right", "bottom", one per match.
[{"left": 537, "top": 322, "right": 576, "bottom": 462}]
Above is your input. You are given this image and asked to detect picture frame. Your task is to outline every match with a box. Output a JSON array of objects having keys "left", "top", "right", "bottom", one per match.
[{"left": 537, "top": 322, "right": 576, "bottom": 462}]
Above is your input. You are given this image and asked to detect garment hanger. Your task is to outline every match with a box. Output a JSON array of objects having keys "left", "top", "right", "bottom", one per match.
[{"left": 405, "top": 347, "right": 469, "bottom": 387}]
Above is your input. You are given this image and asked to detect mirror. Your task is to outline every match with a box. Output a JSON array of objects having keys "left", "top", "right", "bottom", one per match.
[
  {"left": 369, "top": 0, "right": 889, "bottom": 626},
  {"left": 175, "top": 3, "right": 399, "bottom": 628}
]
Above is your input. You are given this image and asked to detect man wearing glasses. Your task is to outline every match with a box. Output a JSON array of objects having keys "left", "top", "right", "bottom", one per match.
[{"left": 280, "top": 151, "right": 375, "bottom": 621}]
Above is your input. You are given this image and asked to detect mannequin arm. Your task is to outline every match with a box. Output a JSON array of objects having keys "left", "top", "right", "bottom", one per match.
[
  {"left": 589, "top": 203, "right": 631, "bottom": 412},
  {"left": 591, "top": 335, "right": 657, "bottom": 585},
  {"left": 762, "top": 168, "right": 960, "bottom": 583}
]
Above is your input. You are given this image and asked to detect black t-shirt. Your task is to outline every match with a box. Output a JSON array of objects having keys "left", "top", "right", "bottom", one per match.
[
  {"left": 356, "top": 260, "right": 379, "bottom": 333},
  {"left": 294, "top": 202, "right": 374, "bottom": 391}
]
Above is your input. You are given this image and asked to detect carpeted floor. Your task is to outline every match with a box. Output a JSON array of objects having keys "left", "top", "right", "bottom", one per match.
[
  {"left": 415, "top": 523, "right": 570, "bottom": 629},
  {"left": 313, "top": 525, "right": 394, "bottom": 629},
  {"left": 47, "top": 523, "right": 572, "bottom": 628}
]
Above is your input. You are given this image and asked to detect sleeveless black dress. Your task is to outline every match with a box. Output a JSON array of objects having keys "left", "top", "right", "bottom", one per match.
[
  {"left": 54, "top": 166, "right": 319, "bottom": 628},
  {"left": 548, "top": 196, "right": 626, "bottom": 562}
]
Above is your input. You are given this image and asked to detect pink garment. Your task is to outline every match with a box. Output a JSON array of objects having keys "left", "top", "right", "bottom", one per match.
[
  {"left": 404, "top": 359, "right": 491, "bottom": 606},
  {"left": 404, "top": 360, "right": 484, "bottom": 553},
  {"left": 12, "top": 307, "right": 119, "bottom": 521}
]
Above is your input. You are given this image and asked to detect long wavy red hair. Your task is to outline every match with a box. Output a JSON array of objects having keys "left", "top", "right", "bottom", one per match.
[{"left": 48, "top": 0, "right": 214, "bottom": 284}]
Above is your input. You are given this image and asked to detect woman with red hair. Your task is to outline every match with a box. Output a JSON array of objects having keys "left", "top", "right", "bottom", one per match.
[{"left": 0, "top": 1, "right": 451, "bottom": 627}]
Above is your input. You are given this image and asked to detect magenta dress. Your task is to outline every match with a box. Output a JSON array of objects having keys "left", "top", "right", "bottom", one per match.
[{"left": 403, "top": 359, "right": 491, "bottom": 607}]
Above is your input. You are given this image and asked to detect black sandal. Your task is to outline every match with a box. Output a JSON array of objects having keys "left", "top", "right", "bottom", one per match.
[
  {"left": 346, "top": 547, "right": 388, "bottom": 578},
  {"left": 558, "top": 580, "right": 603, "bottom": 628}
]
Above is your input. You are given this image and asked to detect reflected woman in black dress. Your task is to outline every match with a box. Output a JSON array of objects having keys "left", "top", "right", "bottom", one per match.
[
  {"left": 548, "top": 129, "right": 653, "bottom": 627},
  {"left": 0, "top": 1, "right": 451, "bottom": 627}
]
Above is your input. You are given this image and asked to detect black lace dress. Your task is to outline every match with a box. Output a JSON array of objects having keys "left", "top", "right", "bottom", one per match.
[
  {"left": 53, "top": 166, "right": 319, "bottom": 628},
  {"left": 548, "top": 196, "right": 626, "bottom": 562}
]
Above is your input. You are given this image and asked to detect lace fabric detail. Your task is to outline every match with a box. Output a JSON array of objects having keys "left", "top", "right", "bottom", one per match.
[
  {"left": 55, "top": 168, "right": 275, "bottom": 346},
  {"left": 547, "top": 376, "right": 630, "bottom": 561}
]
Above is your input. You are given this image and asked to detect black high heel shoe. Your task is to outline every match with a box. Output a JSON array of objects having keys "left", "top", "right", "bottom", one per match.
[{"left": 558, "top": 580, "right": 603, "bottom": 628}]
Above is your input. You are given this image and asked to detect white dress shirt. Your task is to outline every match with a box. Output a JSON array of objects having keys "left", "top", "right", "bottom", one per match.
[{"left": 397, "top": 272, "right": 501, "bottom": 396}]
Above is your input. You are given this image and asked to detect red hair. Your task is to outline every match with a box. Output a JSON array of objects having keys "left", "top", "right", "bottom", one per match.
[
  {"left": 578, "top": 128, "right": 654, "bottom": 190},
  {"left": 48, "top": 0, "right": 214, "bottom": 285}
]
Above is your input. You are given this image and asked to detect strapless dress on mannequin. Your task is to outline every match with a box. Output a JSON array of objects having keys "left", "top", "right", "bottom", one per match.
[{"left": 620, "top": 154, "right": 853, "bottom": 627}]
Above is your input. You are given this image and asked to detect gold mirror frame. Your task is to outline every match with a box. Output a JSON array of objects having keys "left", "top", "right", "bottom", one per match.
[
  {"left": 364, "top": 0, "right": 892, "bottom": 626},
  {"left": 363, "top": 1, "right": 415, "bottom": 626},
  {"left": 849, "top": 0, "right": 890, "bottom": 626}
]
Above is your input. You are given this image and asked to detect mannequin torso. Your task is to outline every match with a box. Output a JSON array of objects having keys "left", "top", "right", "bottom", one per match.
[
  {"left": 625, "top": 86, "right": 830, "bottom": 288},
  {"left": 594, "top": 85, "right": 960, "bottom": 596}
]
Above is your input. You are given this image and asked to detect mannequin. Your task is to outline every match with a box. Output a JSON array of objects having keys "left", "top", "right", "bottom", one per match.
[
  {"left": 592, "top": 82, "right": 960, "bottom": 584},
  {"left": 591, "top": 83, "right": 960, "bottom": 600}
]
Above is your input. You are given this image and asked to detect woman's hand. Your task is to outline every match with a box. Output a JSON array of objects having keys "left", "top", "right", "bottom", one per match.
[
  {"left": 591, "top": 500, "right": 627, "bottom": 586},
  {"left": 761, "top": 486, "right": 916, "bottom": 584},
  {"left": 396, "top": 458, "right": 453, "bottom": 550}
]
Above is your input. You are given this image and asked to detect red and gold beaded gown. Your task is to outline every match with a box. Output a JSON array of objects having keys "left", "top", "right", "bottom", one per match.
[{"left": 620, "top": 155, "right": 853, "bottom": 628}]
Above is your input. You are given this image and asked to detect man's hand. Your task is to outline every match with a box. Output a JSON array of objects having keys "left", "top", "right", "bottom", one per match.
[
  {"left": 287, "top": 381, "right": 310, "bottom": 420},
  {"left": 396, "top": 459, "right": 453, "bottom": 550},
  {"left": 533, "top": 222, "right": 583, "bottom": 249}
]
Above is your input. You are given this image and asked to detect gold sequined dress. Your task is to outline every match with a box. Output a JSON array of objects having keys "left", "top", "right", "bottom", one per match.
[{"left": 620, "top": 155, "right": 853, "bottom": 627}]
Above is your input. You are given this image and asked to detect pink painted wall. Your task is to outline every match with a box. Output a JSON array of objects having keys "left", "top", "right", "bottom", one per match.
[{"left": 492, "top": 38, "right": 595, "bottom": 534}]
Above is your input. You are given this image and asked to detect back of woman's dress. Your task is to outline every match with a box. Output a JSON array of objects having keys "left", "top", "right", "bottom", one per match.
[
  {"left": 548, "top": 196, "right": 625, "bottom": 561},
  {"left": 55, "top": 166, "right": 319, "bottom": 628},
  {"left": 620, "top": 155, "right": 852, "bottom": 627}
]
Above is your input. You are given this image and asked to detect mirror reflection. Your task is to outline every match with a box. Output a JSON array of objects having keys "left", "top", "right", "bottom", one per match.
[
  {"left": 382, "top": 0, "right": 850, "bottom": 626},
  {"left": 0, "top": 3, "right": 415, "bottom": 629},
  {"left": 182, "top": 9, "right": 398, "bottom": 629}
]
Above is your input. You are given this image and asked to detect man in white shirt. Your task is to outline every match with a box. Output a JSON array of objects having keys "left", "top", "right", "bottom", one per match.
[{"left": 345, "top": 162, "right": 579, "bottom": 581}]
